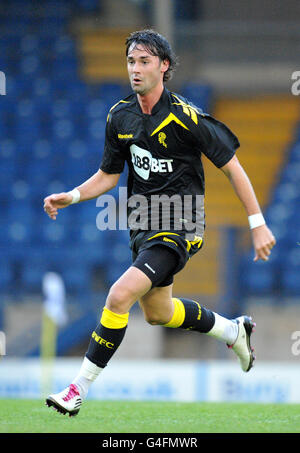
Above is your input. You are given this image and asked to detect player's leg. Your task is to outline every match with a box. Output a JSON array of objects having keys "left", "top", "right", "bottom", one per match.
[
  {"left": 140, "top": 289, "right": 255, "bottom": 372},
  {"left": 134, "top": 246, "right": 231, "bottom": 337},
  {"left": 46, "top": 265, "right": 153, "bottom": 416},
  {"left": 82, "top": 265, "right": 152, "bottom": 375},
  {"left": 138, "top": 283, "right": 174, "bottom": 325},
  {"left": 134, "top": 244, "right": 255, "bottom": 372},
  {"left": 102, "top": 245, "right": 254, "bottom": 373},
  {"left": 140, "top": 288, "right": 225, "bottom": 339}
]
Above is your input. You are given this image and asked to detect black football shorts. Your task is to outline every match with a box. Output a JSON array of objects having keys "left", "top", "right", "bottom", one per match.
[{"left": 130, "top": 230, "right": 203, "bottom": 288}]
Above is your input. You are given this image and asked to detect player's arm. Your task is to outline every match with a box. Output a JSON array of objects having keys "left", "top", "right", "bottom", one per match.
[
  {"left": 43, "top": 169, "right": 120, "bottom": 220},
  {"left": 220, "top": 155, "right": 276, "bottom": 262}
]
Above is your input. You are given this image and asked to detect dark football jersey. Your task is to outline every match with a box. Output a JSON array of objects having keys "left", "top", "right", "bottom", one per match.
[{"left": 100, "top": 88, "right": 239, "bottom": 238}]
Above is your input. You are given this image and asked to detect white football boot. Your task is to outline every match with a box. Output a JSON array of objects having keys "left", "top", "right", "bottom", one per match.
[
  {"left": 46, "top": 384, "right": 82, "bottom": 417},
  {"left": 227, "top": 316, "right": 256, "bottom": 372}
]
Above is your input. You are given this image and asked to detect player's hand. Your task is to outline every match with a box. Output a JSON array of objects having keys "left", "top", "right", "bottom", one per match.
[
  {"left": 43, "top": 192, "right": 72, "bottom": 220},
  {"left": 251, "top": 224, "right": 276, "bottom": 262}
]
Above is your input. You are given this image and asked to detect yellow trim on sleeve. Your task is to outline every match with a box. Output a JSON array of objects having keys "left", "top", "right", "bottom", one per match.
[
  {"left": 171, "top": 94, "right": 200, "bottom": 125},
  {"left": 164, "top": 298, "right": 186, "bottom": 328},
  {"left": 100, "top": 307, "right": 129, "bottom": 329}
]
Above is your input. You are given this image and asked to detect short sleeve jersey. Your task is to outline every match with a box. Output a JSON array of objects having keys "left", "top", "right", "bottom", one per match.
[{"left": 100, "top": 88, "right": 239, "bottom": 237}]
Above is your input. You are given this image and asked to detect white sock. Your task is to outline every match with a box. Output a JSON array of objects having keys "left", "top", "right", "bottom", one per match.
[
  {"left": 206, "top": 312, "right": 238, "bottom": 345},
  {"left": 72, "top": 357, "right": 103, "bottom": 400}
]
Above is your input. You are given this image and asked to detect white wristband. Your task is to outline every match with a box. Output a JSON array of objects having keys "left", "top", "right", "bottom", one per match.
[
  {"left": 248, "top": 213, "right": 265, "bottom": 230},
  {"left": 68, "top": 188, "right": 81, "bottom": 204}
]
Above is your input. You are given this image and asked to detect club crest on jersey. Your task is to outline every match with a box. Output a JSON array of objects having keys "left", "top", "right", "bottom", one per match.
[{"left": 158, "top": 132, "right": 167, "bottom": 148}]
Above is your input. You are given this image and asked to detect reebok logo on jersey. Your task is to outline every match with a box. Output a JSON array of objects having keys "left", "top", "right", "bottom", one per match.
[{"left": 118, "top": 133, "right": 133, "bottom": 139}]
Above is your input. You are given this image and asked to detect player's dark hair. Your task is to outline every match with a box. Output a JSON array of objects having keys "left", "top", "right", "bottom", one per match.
[{"left": 125, "top": 29, "right": 178, "bottom": 82}]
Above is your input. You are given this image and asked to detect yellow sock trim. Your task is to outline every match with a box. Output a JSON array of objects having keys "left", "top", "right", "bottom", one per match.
[
  {"left": 100, "top": 307, "right": 129, "bottom": 329},
  {"left": 164, "top": 298, "right": 186, "bottom": 328}
]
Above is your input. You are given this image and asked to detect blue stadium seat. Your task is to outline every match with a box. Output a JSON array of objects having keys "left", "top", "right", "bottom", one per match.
[
  {"left": 21, "top": 256, "right": 48, "bottom": 291},
  {"left": 24, "top": 158, "right": 54, "bottom": 187},
  {"left": 0, "top": 161, "right": 17, "bottom": 186},
  {"left": 63, "top": 81, "right": 90, "bottom": 102},
  {"left": 35, "top": 220, "right": 68, "bottom": 247},
  {"left": 38, "top": 16, "right": 66, "bottom": 36},
  {"left": 7, "top": 221, "right": 33, "bottom": 245},
  {"left": 85, "top": 98, "right": 107, "bottom": 120},
  {"left": 19, "top": 54, "right": 43, "bottom": 78},
  {"left": 52, "top": 118, "right": 74, "bottom": 141},
  {"left": 281, "top": 269, "right": 300, "bottom": 295},
  {"left": 54, "top": 35, "right": 76, "bottom": 57},
  {"left": 288, "top": 143, "right": 300, "bottom": 163},
  {"left": 281, "top": 247, "right": 300, "bottom": 295},
  {"left": 63, "top": 162, "right": 91, "bottom": 188},
  {"left": 106, "top": 246, "right": 131, "bottom": 286},
  {"left": 51, "top": 99, "right": 73, "bottom": 119},
  {"left": 67, "top": 139, "right": 89, "bottom": 160},
  {"left": 20, "top": 34, "right": 39, "bottom": 55},
  {"left": 0, "top": 138, "right": 16, "bottom": 160},
  {"left": 7, "top": 200, "right": 35, "bottom": 223},
  {"left": 33, "top": 77, "right": 54, "bottom": 102},
  {"left": 272, "top": 182, "right": 298, "bottom": 204},
  {"left": 106, "top": 265, "right": 123, "bottom": 286},
  {"left": 32, "top": 138, "right": 52, "bottom": 161},
  {"left": 42, "top": 2, "right": 71, "bottom": 19},
  {"left": 53, "top": 56, "right": 78, "bottom": 80},
  {"left": 15, "top": 119, "right": 40, "bottom": 144},
  {"left": 0, "top": 55, "right": 8, "bottom": 72},
  {"left": 10, "top": 180, "right": 32, "bottom": 207},
  {"left": 241, "top": 120, "right": 300, "bottom": 299},
  {"left": 0, "top": 261, "right": 13, "bottom": 290},
  {"left": 281, "top": 161, "right": 300, "bottom": 183},
  {"left": 60, "top": 261, "right": 91, "bottom": 294},
  {"left": 16, "top": 97, "right": 37, "bottom": 117},
  {"left": 240, "top": 257, "right": 275, "bottom": 294},
  {"left": 86, "top": 137, "right": 104, "bottom": 157},
  {"left": 45, "top": 179, "right": 67, "bottom": 197},
  {"left": 76, "top": 0, "right": 100, "bottom": 12},
  {"left": 265, "top": 202, "right": 294, "bottom": 226},
  {"left": 99, "top": 83, "right": 125, "bottom": 104},
  {"left": 88, "top": 118, "right": 106, "bottom": 141}
]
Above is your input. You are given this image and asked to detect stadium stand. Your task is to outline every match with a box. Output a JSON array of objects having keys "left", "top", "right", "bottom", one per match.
[
  {"left": 239, "top": 108, "right": 300, "bottom": 296},
  {"left": 0, "top": 0, "right": 211, "bottom": 305},
  {"left": 1, "top": 1, "right": 299, "bottom": 356}
]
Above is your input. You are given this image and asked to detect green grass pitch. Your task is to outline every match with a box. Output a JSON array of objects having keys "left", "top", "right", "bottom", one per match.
[{"left": 1, "top": 400, "right": 300, "bottom": 433}]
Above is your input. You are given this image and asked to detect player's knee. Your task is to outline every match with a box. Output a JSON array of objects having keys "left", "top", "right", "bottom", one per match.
[
  {"left": 144, "top": 311, "right": 166, "bottom": 326},
  {"left": 106, "top": 286, "right": 126, "bottom": 312},
  {"left": 106, "top": 283, "right": 133, "bottom": 313}
]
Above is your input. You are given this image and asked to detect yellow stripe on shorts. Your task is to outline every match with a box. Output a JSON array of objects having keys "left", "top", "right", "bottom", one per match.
[{"left": 147, "top": 232, "right": 180, "bottom": 241}]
